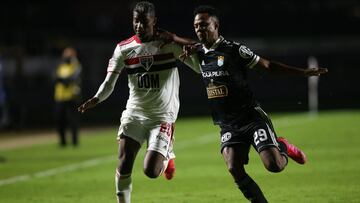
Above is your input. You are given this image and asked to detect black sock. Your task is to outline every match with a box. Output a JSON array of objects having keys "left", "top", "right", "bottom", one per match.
[
  {"left": 236, "top": 174, "right": 268, "bottom": 203},
  {"left": 278, "top": 141, "right": 289, "bottom": 163}
]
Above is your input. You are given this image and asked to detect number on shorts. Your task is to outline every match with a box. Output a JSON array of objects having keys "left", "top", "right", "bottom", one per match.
[{"left": 254, "top": 129, "right": 268, "bottom": 145}]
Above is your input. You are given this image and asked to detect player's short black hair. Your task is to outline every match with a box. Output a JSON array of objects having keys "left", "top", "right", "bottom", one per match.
[
  {"left": 133, "top": 1, "right": 156, "bottom": 17},
  {"left": 194, "top": 5, "right": 219, "bottom": 23}
]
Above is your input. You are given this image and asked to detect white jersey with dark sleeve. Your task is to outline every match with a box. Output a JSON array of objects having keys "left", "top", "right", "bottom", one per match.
[{"left": 95, "top": 35, "right": 200, "bottom": 122}]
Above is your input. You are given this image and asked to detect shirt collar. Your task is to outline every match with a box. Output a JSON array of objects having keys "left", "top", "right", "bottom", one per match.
[{"left": 202, "top": 35, "right": 224, "bottom": 54}]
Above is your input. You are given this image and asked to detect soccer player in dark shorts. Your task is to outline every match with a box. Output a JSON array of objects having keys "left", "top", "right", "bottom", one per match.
[{"left": 179, "top": 5, "right": 328, "bottom": 203}]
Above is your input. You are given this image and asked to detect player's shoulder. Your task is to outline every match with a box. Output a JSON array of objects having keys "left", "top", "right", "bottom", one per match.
[
  {"left": 220, "top": 38, "right": 242, "bottom": 49},
  {"left": 118, "top": 35, "right": 141, "bottom": 47},
  {"left": 220, "top": 38, "right": 256, "bottom": 58}
]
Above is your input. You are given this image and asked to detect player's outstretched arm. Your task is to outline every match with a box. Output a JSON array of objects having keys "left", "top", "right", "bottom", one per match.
[
  {"left": 78, "top": 71, "right": 120, "bottom": 114},
  {"left": 155, "top": 28, "right": 197, "bottom": 46},
  {"left": 255, "top": 58, "right": 328, "bottom": 76},
  {"left": 77, "top": 97, "right": 99, "bottom": 113}
]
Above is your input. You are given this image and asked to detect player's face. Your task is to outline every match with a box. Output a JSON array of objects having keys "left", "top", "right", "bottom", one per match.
[
  {"left": 133, "top": 11, "right": 156, "bottom": 42},
  {"left": 194, "top": 13, "right": 218, "bottom": 45}
]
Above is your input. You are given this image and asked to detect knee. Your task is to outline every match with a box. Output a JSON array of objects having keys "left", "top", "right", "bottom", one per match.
[
  {"left": 227, "top": 163, "right": 245, "bottom": 177},
  {"left": 227, "top": 165, "right": 237, "bottom": 176},
  {"left": 143, "top": 166, "right": 161, "bottom": 179},
  {"left": 263, "top": 158, "right": 285, "bottom": 173}
]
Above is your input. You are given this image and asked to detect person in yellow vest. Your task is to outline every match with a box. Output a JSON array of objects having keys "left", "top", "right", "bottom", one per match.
[{"left": 54, "top": 47, "right": 82, "bottom": 147}]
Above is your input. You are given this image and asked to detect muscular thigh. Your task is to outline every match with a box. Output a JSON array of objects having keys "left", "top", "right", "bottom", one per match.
[{"left": 222, "top": 143, "right": 251, "bottom": 167}]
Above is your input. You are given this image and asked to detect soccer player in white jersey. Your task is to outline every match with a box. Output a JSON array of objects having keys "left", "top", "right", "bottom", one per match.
[{"left": 77, "top": 2, "right": 200, "bottom": 203}]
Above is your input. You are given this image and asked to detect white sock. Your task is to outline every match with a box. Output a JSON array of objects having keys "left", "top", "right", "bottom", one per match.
[{"left": 115, "top": 170, "right": 132, "bottom": 203}]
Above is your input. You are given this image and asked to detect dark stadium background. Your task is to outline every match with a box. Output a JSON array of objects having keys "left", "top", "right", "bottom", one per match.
[{"left": 1, "top": 0, "right": 359, "bottom": 129}]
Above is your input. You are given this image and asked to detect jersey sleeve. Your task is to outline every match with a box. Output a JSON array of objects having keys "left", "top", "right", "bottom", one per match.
[
  {"left": 238, "top": 44, "right": 260, "bottom": 69},
  {"left": 94, "top": 72, "right": 119, "bottom": 103},
  {"left": 94, "top": 44, "right": 125, "bottom": 103},
  {"left": 107, "top": 44, "right": 125, "bottom": 74},
  {"left": 171, "top": 42, "right": 201, "bottom": 73}
]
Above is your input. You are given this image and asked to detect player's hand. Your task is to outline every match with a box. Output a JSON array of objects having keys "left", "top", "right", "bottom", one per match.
[
  {"left": 77, "top": 97, "right": 99, "bottom": 113},
  {"left": 179, "top": 44, "right": 198, "bottom": 62},
  {"left": 304, "top": 67, "right": 328, "bottom": 76}
]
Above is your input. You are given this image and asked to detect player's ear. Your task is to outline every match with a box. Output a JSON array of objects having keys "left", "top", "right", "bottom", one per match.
[
  {"left": 153, "top": 17, "right": 157, "bottom": 26},
  {"left": 214, "top": 18, "right": 219, "bottom": 30},
  {"left": 215, "top": 22, "right": 219, "bottom": 30}
]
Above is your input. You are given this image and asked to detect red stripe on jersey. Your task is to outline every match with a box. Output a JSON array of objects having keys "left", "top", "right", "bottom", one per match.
[
  {"left": 118, "top": 35, "right": 141, "bottom": 46},
  {"left": 125, "top": 58, "right": 140, "bottom": 65},
  {"left": 124, "top": 53, "right": 174, "bottom": 65}
]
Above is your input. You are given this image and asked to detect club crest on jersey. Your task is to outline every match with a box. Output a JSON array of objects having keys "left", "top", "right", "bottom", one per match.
[
  {"left": 217, "top": 56, "right": 224, "bottom": 66},
  {"left": 239, "top": 45, "right": 254, "bottom": 59},
  {"left": 140, "top": 55, "right": 154, "bottom": 70}
]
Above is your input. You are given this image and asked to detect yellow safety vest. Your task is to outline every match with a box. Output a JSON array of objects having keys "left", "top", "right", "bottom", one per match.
[{"left": 54, "top": 62, "right": 81, "bottom": 102}]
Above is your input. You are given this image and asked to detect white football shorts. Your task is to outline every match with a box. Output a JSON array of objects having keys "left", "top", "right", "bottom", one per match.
[{"left": 117, "top": 116, "right": 175, "bottom": 159}]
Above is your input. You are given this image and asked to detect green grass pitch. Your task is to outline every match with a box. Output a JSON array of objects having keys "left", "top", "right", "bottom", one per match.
[{"left": 0, "top": 110, "right": 360, "bottom": 203}]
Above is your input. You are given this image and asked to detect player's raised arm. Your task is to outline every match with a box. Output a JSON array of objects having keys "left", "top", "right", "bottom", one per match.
[{"left": 254, "top": 57, "right": 328, "bottom": 77}]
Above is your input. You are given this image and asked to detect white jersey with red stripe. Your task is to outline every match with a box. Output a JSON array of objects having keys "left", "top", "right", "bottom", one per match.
[{"left": 106, "top": 35, "right": 200, "bottom": 122}]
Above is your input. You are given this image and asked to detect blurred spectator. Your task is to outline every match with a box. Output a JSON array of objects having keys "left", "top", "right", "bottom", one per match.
[
  {"left": 6, "top": 49, "right": 27, "bottom": 130},
  {"left": 54, "top": 47, "right": 82, "bottom": 147},
  {"left": 0, "top": 56, "right": 9, "bottom": 129}
]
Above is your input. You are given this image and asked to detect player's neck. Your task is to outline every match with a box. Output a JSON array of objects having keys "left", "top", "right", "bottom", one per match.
[
  {"left": 137, "top": 34, "right": 155, "bottom": 43},
  {"left": 204, "top": 35, "right": 219, "bottom": 49}
]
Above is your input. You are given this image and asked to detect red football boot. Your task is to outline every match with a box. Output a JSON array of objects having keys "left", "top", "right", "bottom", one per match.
[
  {"left": 277, "top": 137, "right": 307, "bottom": 164},
  {"left": 164, "top": 159, "right": 175, "bottom": 180}
]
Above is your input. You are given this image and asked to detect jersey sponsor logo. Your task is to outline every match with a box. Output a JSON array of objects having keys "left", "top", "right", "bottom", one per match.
[
  {"left": 156, "top": 134, "right": 169, "bottom": 145},
  {"left": 202, "top": 70, "right": 229, "bottom": 78},
  {"left": 221, "top": 132, "right": 232, "bottom": 142},
  {"left": 206, "top": 84, "right": 228, "bottom": 99},
  {"left": 217, "top": 56, "right": 224, "bottom": 66},
  {"left": 137, "top": 73, "right": 160, "bottom": 89},
  {"left": 140, "top": 55, "right": 154, "bottom": 70},
  {"left": 239, "top": 45, "right": 254, "bottom": 59}
]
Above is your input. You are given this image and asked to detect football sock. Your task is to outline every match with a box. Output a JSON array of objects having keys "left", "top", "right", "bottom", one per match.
[
  {"left": 277, "top": 140, "right": 289, "bottom": 164},
  {"left": 236, "top": 174, "right": 268, "bottom": 203},
  {"left": 115, "top": 169, "right": 132, "bottom": 203}
]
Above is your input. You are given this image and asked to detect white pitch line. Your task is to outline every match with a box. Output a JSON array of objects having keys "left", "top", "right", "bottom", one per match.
[
  {"left": 0, "top": 135, "right": 215, "bottom": 187},
  {"left": 0, "top": 155, "right": 115, "bottom": 187},
  {"left": 0, "top": 117, "right": 313, "bottom": 187}
]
